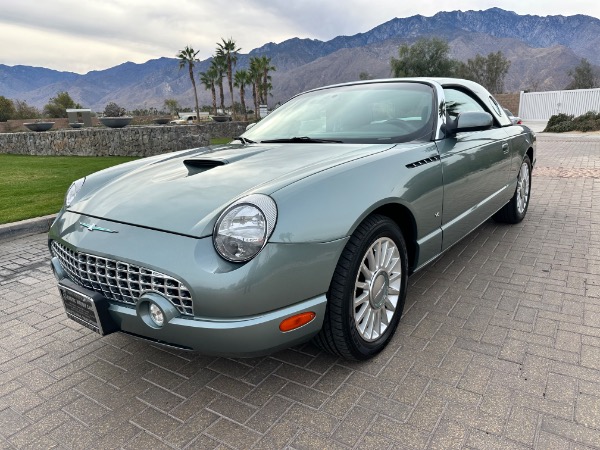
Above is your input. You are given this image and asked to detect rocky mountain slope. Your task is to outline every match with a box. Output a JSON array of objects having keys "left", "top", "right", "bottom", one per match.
[{"left": 1, "top": 8, "right": 598, "bottom": 112}]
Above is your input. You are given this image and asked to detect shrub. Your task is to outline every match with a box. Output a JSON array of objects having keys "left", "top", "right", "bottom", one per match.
[
  {"left": 545, "top": 113, "right": 573, "bottom": 130},
  {"left": 0, "top": 96, "right": 16, "bottom": 122},
  {"left": 103, "top": 102, "right": 127, "bottom": 117},
  {"left": 577, "top": 120, "right": 598, "bottom": 132},
  {"left": 544, "top": 111, "right": 600, "bottom": 133},
  {"left": 545, "top": 121, "right": 576, "bottom": 133}
]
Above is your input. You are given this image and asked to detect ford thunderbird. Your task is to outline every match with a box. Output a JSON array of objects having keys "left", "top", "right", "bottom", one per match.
[{"left": 49, "top": 78, "right": 535, "bottom": 360}]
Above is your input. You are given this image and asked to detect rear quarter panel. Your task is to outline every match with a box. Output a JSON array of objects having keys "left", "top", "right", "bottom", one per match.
[{"left": 505, "top": 125, "right": 536, "bottom": 173}]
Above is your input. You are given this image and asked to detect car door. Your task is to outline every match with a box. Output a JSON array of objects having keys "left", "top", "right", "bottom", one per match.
[{"left": 437, "top": 87, "right": 512, "bottom": 250}]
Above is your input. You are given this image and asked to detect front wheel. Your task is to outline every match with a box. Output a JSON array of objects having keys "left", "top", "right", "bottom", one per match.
[
  {"left": 494, "top": 154, "right": 532, "bottom": 224},
  {"left": 313, "top": 215, "right": 408, "bottom": 360}
]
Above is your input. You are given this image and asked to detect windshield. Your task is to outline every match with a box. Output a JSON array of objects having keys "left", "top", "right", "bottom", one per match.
[{"left": 243, "top": 82, "right": 436, "bottom": 144}]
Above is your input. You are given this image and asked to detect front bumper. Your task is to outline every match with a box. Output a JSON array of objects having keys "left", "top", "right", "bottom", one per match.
[
  {"left": 53, "top": 274, "right": 327, "bottom": 356},
  {"left": 49, "top": 211, "right": 346, "bottom": 356}
]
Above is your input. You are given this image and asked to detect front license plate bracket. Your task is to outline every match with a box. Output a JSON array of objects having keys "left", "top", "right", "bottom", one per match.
[{"left": 58, "top": 280, "right": 117, "bottom": 336}]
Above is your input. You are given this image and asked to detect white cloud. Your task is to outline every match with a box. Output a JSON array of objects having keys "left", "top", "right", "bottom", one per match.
[{"left": 1, "top": 0, "right": 599, "bottom": 73}]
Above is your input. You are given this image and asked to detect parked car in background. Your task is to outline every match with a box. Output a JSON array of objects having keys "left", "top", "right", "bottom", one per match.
[
  {"left": 49, "top": 78, "right": 536, "bottom": 360},
  {"left": 169, "top": 116, "right": 195, "bottom": 124},
  {"left": 503, "top": 107, "right": 522, "bottom": 125},
  {"left": 169, "top": 112, "right": 210, "bottom": 124}
]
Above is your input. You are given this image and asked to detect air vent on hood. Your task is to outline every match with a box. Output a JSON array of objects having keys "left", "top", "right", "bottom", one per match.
[
  {"left": 405, "top": 155, "right": 440, "bottom": 169},
  {"left": 183, "top": 159, "right": 226, "bottom": 176}
]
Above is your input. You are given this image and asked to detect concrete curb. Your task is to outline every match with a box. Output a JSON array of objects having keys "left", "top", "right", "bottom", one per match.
[
  {"left": 537, "top": 132, "right": 600, "bottom": 139},
  {"left": 0, "top": 214, "right": 57, "bottom": 242}
]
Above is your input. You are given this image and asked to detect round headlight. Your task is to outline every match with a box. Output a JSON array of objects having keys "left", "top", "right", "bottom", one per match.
[
  {"left": 65, "top": 177, "right": 85, "bottom": 207},
  {"left": 213, "top": 194, "right": 277, "bottom": 263}
]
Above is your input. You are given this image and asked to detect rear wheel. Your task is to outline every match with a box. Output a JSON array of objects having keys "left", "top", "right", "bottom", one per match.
[
  {"left": 313, "top": 214, "right": 408, "bottom": 360},
  {"left": 494, "top": 155, "right": 532, "bottom": 224}
]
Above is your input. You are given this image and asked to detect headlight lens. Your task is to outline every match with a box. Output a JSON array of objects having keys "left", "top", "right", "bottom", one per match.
[
  {"left": 65, "top": 177, "right": 85, "bottom": 207},
  {"left": 213, "top": 194, "right": 277, "bottom": 262}
]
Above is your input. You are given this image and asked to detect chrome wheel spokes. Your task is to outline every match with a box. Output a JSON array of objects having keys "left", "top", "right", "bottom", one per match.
[
  {"left": 516, "top": 161, "right": 530, "bottom": 214},
  {"left": 353, "top": 237, "right": 401, "bottom": 342}
]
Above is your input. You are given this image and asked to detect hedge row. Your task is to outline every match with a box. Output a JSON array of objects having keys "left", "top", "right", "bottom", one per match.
[{"left": 544, "top": 111, "right": 600, "bottom": 132}]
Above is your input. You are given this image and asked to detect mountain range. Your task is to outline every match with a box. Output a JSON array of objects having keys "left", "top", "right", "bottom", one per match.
[{"left": 1, "top": 7, "right": 599, "bottom": 112}]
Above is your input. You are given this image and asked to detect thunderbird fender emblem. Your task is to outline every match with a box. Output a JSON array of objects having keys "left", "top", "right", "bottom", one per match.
[{"left": 79, "top": 222, "right": 118, "bottom": 233}]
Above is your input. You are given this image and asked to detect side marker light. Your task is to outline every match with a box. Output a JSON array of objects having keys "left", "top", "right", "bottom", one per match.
[{"left": 279, "top": 312, "right": 316, "bottom": 332}]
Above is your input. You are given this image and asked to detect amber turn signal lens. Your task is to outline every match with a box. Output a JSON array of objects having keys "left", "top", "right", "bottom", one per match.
[{"left": 279, "top": 312, "right": 316, "bottom": 332}]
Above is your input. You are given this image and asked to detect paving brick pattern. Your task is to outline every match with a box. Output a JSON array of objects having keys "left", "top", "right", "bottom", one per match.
[{"left": 1, "top": 135, "right": 600, "bottom": 449}]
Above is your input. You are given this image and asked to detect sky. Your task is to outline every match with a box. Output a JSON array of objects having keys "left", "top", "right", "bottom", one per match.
[{"left": 2, "top": 0, "right": 599, "bottom": 74}]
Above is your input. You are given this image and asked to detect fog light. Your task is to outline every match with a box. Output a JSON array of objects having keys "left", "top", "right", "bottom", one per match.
[
  {"left": 149, "top": 303, "right": 164, "bottom": 327},
  {"left": 137, "top": 293, "right": 178, "bottom": 329}
]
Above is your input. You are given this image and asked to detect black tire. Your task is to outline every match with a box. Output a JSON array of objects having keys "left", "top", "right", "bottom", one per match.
[
  {"left": 313, "top": 214, "right": 408, "bottom": 360},
  {"left": 493, "top": 154, "right": 532, "bottom": 224}
]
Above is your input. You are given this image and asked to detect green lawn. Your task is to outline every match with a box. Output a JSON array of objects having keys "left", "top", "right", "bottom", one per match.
[
  {"left": 0, "top": 155, "right": 137, "bottom": 224},
  {"left": 0, "top": 138, "right": 233, "bottom": 225},
  {"left": 210, "top": 137, "right": 232, "bottom": 145}
]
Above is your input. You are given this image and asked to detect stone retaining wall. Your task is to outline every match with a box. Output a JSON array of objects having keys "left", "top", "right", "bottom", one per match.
[
  {"left": 0, "top": 122, "right": 248, "bottom": 157},
  {"left": 0, "top": 115, "right": 202, "bottom": 133}
]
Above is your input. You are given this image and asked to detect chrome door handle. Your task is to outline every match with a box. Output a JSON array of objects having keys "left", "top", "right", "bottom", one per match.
[{"left": 502, "top": 142, "right": 509, "bottom": 154}]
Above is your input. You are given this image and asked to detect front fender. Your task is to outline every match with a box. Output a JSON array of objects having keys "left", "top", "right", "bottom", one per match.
[{"left": 270, "top": 143, "right": 444, "bottom": 245}]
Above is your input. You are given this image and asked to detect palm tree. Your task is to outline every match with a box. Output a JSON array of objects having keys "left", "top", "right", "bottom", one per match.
[
  {"left": 176, "top": 46, "right": 201, "bottom": 123},
  {"left": 234, "top": 69, "right": 251, "bottom": 121},
  {"left": 258, "top": 56, "right": 276, "bottom": 105},
  {"left": 216, "top": 38, "right": 241, "bottom": 115},
  {"left": 211, "top": 55, "right": 227, "bottom": 114},
  {"left": 199, "top": 68, "right": 218, "bottom": 115},
  {"left": 248, "top": 58, "right": 262, "bottom": 120},
  {"left": 249, "top": 56, "right": 276, "bottom": 108}
]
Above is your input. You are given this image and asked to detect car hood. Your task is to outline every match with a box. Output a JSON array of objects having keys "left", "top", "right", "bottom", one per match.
[{"left": 69, "top": 142, "right": 398, "bottom": 237}]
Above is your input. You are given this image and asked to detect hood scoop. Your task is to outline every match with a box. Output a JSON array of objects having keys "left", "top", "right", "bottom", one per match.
[
  {"left": 182, "top": 149, "right": 269, "bottom": 176},
  {"left": 183, "top": 159, "right": 226, "bottom": 176}
]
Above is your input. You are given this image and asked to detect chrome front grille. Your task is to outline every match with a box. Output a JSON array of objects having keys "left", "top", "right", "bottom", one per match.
[{"left": 51, "top": 240, "right": 193, "bottom": 316}]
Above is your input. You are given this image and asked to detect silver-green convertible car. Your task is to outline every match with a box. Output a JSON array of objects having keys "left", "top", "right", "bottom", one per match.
[{"left": 49, "top": 78, "right": 535, "bottom": 360}]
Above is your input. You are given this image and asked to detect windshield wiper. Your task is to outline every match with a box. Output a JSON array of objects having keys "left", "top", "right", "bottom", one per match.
[
  {"left": 260, "top": 136, "right": 343, "bottom": 144},
  {"left": 233, "top": 136, "right": 255, "bottom": 144}
]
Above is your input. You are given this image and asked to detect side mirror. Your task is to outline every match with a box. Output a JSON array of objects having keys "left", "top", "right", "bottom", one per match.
[
  {"left": 446, "top": 111, "right": 493, "bottom": 135},
  {"left": 245, "top": 122, "right": 256, "bottom": 131}
]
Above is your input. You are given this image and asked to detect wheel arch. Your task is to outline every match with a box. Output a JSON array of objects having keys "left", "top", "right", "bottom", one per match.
[
  {"left": 351, "top": 202, "right": 418, "bottom": 273},
  {"left": 526, "top": 146, "right": 534, "bottom": 168}
]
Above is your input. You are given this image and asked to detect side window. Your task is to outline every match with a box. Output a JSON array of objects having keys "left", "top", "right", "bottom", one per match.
[
  {"left": 488, "top": 96, "right": 503, "bottom": 116},
  {"left": 443, "top": 88, "right": 486, "bottom": 117}
]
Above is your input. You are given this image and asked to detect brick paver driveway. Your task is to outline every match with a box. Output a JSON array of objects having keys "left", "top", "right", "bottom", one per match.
[{"left": 1, "top": 134, "right": 600, "bottom": 449}]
